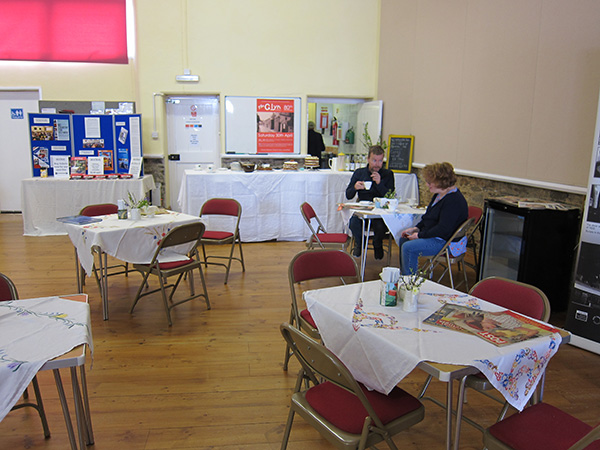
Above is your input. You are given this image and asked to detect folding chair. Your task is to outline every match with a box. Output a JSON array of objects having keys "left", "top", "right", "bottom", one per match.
[
  {"left": 420, "top": 217, "right": 475, "bottom": 290},
  {"left": 0, "top": 272, "right": 50, "bottom": 439},
  {"left": 419, "top": 277, "right": 552, "bottom": 447},
  {"left": 283, "top": 249, "right": 359, "bottom": 370},
  {"left": 131, "top": 222, "right": 210, "bottom": 326},
  {"left": 199, "top": 198, "right": 245, "bottom": 284},
  {"left": 301, "top": 201, "right": 350, "bottom": 250},
  {"left": 280, "top": 323, "right": 425, "bottom": 450},
  {"left": 464, "top": 206, "right": 483, "bottom": 276},
  {"left": 483, "top": 402, "right": 600, "bottom": 450},
  {"left": 458, "top": 277, "right": 551, "bottom": 422}
]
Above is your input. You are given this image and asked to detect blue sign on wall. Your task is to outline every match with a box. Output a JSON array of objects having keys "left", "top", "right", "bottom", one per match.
[{"left": 11, "top": 108, "right": 24, "bottom": 119}]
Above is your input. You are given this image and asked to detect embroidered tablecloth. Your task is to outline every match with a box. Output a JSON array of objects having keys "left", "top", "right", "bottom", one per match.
[
  {"left": 64, "top": 211, "right": 201, "bottom": 276},
  {"left": 304, "top": 280, "right": 566, "bottom": 411},
  {"left": 0, "top": 297, "right": 92, "bottom": 422}
]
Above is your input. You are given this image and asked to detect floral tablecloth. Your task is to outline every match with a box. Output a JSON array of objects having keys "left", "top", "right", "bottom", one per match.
[
  {"left": 304, "top": 280, "right": 567, "bottom": 411},
  {"left": 0, "top": 297, "right": 92, "bottom": 422},
  {"left": 64, "top": 211, "right": 201, "bottom": 276}
]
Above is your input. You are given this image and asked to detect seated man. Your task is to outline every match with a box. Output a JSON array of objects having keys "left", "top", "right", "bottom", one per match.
[{"left": 345, "top": 145, "right": 395, "bottom": 260}]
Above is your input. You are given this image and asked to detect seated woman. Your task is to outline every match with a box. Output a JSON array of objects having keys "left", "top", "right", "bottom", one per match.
[{"left": 399, "top": 162, "right": 468, "bottom": 275}]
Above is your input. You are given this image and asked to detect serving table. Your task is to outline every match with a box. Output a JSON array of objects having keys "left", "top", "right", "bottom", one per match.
[
  {"left": 21, "top": 175, "right": 155, "bottom": 236},
  {"left": 177, "top": 169, "right": 419, "bottom": 242},
  {"left": 304, "top": 279, "right": 570, "bottom": 450},
  {"left": 63, "top": 211, "right": 201, "bottom": 320},
  {"left": 0, "top": 294, "right": 93, "bottom": 449}
]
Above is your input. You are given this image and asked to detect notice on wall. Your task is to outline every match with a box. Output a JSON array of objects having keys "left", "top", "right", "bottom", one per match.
[
  {"left": 129, "top": 156, "right": 142, "bottom": 177},
  {"left": 256, "top": 99, "right": 295, "bottom": 153}
]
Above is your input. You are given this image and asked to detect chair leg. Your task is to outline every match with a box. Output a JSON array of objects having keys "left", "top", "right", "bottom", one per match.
[
  {"left": 130, "top": 270, "right": 151, "bottom": 314},
  {"left": 280, "top": 406, "right": 296, "bottom": 450},
  {"left": 31, "top": 376, "right": 51, "bottom": 438},
  {"left": 237, "top": 238, "right": 245, "bottom": 271},
  {"left": 158, "top": 273, "right": 173, "bottom": 326}
]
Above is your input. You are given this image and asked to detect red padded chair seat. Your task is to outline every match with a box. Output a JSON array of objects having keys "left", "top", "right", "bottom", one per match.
[
  {"left": 300, "top": 309, "right": 317, "bottom": 329},
  {"left": 305, "top": 381, "right": 422, "bottom": 434},
  {"left": 313, "top": 233, "right": 348, "bottom": 244},
  {"left": 488, "top": 403, "right": 600, "bottom": 450},
  {"left": 203, "top": 230, "right": 234, "bottom": 240}
]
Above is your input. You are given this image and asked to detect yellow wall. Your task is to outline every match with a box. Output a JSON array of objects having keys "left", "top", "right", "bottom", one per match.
[
  {"left": 378, "top": 0, "right": 600, "bottom": 189},
  {"left": 134, "top": 0, "right": 381, "bottom": 156}
]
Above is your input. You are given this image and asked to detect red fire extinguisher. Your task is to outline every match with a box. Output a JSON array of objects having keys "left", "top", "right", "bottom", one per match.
[{"left": 331, "top": 118, "right": 339, "bottom": 146}]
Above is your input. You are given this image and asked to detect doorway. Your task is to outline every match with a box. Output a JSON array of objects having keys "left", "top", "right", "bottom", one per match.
[
  {"left": 165, "top": 95, "right": 220, "bottom": 210},
  {"left": 0, "top": 89, "right": 41, "bottom": 212},
  {"left": 307, "top": 98, "right": 382, "bottom": 157}
]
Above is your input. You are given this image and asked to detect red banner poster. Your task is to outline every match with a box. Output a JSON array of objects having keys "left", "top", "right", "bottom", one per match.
[{"left": 256, "top": 99, "right": 294, "bottom": 153}]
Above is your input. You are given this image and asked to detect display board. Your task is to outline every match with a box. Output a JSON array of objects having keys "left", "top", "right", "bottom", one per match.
[
  {"left": 225, "top": 96, "right": 301, "bottom": 154},
  {"left": 386, "top": 135, "right": 414, "bottom": 173},
  {"left": 28, "top": 113, "right": 143, "bottom": 178},
  {"left": 28, "top": 113, "right": 73, "bottom": 177},
  {"left": 72, "top": 114, "right": 116, "bottom": 174}
]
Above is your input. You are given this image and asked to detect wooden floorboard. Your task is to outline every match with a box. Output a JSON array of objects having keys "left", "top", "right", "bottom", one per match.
[{"left": 0, "top": 212, "right": 599, "bottom": 449}]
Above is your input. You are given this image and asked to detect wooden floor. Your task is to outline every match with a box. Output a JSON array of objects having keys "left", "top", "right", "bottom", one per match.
[{"left": 1, "top": 212, "right": 599, "bottom": 450}]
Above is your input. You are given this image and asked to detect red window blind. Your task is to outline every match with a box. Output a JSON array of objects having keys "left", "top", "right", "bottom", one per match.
[{"left": 0, "top": 0, "right": 128, "bottom": 64}]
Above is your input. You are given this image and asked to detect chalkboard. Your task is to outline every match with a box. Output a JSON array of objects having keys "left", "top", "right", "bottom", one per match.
[{"left": 386, "top": 135, "right": 414, "bottom": 173}]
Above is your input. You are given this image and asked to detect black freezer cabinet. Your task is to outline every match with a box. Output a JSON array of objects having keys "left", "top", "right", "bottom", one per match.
[{"left": 479, "top": 198, "right": 581, "bottom": 312}]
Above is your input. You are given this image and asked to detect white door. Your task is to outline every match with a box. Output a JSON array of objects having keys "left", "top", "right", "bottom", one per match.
[
  {"left": 357, "top": 100, "right": 383, "bottom": 148},
  {"left": 0, "top": 89, "right": 41, "bottom": 212},
  {"left": 166, "top": 95, "right": 220, "bottom": 210}
]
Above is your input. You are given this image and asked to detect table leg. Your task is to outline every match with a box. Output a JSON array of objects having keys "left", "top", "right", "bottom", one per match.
[
  {"left": 446, "top": 379, "right": 453, "bottom": 450},
  {"left": 453, "top": 376, "right": 468, "bottom": 450},
  {"left": 95, "top": 248, "right": 109, "bottom": 320},
  {"left": 79, "top": 365, "right": 95, "bottom": 444},
  {"left": 53, "top": 369, "right": 78, "bottom": 450},
  {"left": 360, "top": 218, "right": 372, "bottom": 281}
]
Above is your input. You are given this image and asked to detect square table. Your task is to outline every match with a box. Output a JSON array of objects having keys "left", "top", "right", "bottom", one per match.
[
  {"left": 62, "top": 211, "right": 201, "bottom": 320},
  {"left": 0, "top": 294, "right": 93, "bottom": 450},
  {"left": 340, "top": 204, "right": 425, "bottom": 279},
  {"left": 304, "top": 279, "right": 570, "bottom": 450}
]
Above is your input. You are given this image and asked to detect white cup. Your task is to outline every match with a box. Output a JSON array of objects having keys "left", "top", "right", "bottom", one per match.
[
  {"left": 207, "top": 164, "right": 214, "bottom": 173},
  {"left": 328, "top": 158, "right": 338, "bottom": 171},
  {"left": 364, "top": 181, "right": 372, "bottom": 190}
]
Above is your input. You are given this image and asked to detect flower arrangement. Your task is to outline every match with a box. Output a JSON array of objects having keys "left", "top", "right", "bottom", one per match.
[
  {"left": 125, "top": 192, "right": 149, "bottom": 210},
  {"left": 384, "top": 189, "right": 397, "bottom": 200},
  {"left": 398, "top": 269, "right": 426, "bottom": 293}
]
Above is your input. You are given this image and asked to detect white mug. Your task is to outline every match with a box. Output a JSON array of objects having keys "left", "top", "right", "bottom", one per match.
[
  {"left": 328, "top": 158, "right": 338, "bottom": 171},
  {"left": 364, "top": 181, "right": 372, "bottom": 190}
]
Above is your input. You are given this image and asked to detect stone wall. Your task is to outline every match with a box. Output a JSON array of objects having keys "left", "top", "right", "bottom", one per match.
[{"left": 412, "top": 167, "right": 586, "bottom": 211}]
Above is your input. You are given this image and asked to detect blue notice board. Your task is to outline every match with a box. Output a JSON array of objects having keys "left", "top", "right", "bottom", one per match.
[
  {"left": 72, "top": 114, "right": 116, "bottom": 174},
  {"left": 28, "top": 113, "right": 73, "bottom": 177},
  {"left": 113, "top": 114, "right": 143, "bottom": 175}
]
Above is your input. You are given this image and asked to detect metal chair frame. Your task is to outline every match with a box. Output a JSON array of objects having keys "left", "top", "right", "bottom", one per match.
[
  {"left": 420, "top": 217, "right": 476, "bottom": 290},
  {"left": 283, "top": 249, "right": 360, "bottom": 371},
  {"left": 301, "top": 201, "right": 351, "bottom": 250},
  {"left": 280, "top": 323, "right": 425, "bottom": 450},
  {"left": 131, "top": 222, "right": 210, "bottom": 326},
  {"left": 199, "top": 198, "right": 245, "bottom": 284}
]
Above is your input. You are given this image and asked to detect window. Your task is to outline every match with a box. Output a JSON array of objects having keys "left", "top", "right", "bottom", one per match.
[{"left": 0, "top": 0, "right": 128, "bottom": 64}]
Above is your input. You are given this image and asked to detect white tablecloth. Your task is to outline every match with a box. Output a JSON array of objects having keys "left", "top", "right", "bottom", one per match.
[
  {"left": 0, "top": 297, "right": 92, "bottom": 422},
  {"left": 64, "top": 211, "right": 201, "bottom": 276},
  {"left": 21, "top": 175, "right": 156, "bottom": 236},
  {"left": 340, "top": 204, "right": 426, "bottom": 245},
  {"left": 177, "top": 169, "right": 419, "bottom": 242},
  {"left": 304, "top": 280, "right": 565, "bottom": 411}
]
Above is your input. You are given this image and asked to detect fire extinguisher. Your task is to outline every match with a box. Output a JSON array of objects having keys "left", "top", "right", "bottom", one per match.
[{"left": 331, "top": 118, "right": 339, "bottom": 146}]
